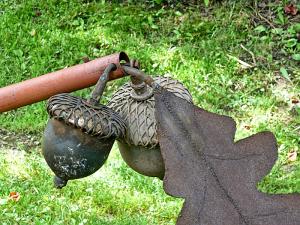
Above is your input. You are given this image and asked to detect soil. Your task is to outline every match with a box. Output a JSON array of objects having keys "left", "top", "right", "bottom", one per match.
[{"left": 0, "top": 129, "right": 41, "bottom": 152}]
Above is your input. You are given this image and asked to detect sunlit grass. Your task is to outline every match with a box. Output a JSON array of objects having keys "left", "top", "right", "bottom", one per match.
[
  {"left": 0, "top": 146, "right": 183, "bottom": 225},
  {"left": 0, "top": 0, "right": 299, "bottom": 224}
]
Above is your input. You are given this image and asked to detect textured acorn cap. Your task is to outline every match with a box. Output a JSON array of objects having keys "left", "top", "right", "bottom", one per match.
[
  {"left": 47, "top": 93, "right": 126, "bottom": 139},
  {"left": 107, "top": 76, "right": 193, "bottom": 148}
]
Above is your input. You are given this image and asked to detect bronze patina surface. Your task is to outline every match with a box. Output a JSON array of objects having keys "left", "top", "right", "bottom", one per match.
[
  {"left": 108, "top": 76, "right": 192, "bottom": 179},
  {"left": 154, "top": 87, "right": 300, "bottom": 225},
  {"left": 43, "top": 119, "right": 115, "bottom": 188},
  {"left": 42, "top": 64, "right": 126, "bottom": 188}
]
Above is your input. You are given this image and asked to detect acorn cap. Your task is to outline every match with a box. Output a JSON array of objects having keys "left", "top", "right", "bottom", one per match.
[
  {"left": 108, "top": 76, "right": 193, "bottom": 148},
  {"left": 47, "top": 93, "right": 126, "bottom": 140}
]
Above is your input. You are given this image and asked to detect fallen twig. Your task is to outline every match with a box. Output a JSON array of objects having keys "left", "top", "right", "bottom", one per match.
[
  {"left": 256, "top": 11, "right": 276, "bottom": 29},
  {"left": 240, "top": 44, "right": 257, "bottom": 66},
  {"left": 227, "top": 54, "right": 254, "bottom": 69}
]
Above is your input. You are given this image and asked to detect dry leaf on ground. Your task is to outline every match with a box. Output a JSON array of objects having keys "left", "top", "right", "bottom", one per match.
[{"left": 8, "top": 192, "right": 20, "bottom": 202}]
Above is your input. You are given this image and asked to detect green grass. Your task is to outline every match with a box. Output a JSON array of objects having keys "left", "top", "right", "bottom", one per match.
[
  {"left": 0, "top": 146, "right": 181, "bottom": 225},
  {"left": 0, "top": 0, "right": 299, "bottom": 224}
]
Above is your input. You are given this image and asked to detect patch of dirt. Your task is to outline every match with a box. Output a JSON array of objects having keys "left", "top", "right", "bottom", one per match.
[{"left": 0, "top": 129, "right": 41, "bottom": 152}]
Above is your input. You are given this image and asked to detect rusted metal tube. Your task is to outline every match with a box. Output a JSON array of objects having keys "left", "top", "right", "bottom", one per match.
[{"left": 0, "top": 52, "right": 129, "bottom": 113}]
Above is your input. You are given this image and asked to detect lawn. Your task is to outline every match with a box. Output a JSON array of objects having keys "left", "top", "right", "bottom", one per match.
[{"left": 0, "top": 0, "right": 299, "bottom": 224}]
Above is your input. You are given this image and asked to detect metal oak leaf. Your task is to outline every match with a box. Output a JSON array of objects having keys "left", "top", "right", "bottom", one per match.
[{"left": 154, "top": 88, "right": 300, "bottom": 225}]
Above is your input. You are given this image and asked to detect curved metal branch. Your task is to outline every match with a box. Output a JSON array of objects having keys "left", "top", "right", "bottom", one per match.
[{"left": 88, "top": 63, "right": 117, "bottom": 105}]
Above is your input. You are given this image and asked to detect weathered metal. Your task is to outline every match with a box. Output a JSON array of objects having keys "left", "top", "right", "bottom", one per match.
[
  {"left": 154, "top": 87, "right": 300, "bottom": 225},
  {"left": 42, "top": 64, "right": 126, "bottom": 188},
  {"left": 3, "top": 53, "right": 300, "bottom": 224},
  {"left": 108, "top": 69, "right": 192, "bottom": 179},
  {"left": 43, "top": 119, "right": 116, "bottom": 188},
  {"left": 0, "top": 52, "right": 129, "bottom": 113},
  {"left": 89, "top": 63, "right": 117, "bottom": 106}
]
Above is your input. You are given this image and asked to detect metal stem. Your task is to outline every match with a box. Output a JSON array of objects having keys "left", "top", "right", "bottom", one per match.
[
  {"left": 122, "top": 66, "right": 155, "bottom": 87},
  {"left": 88, "top": 63, "right": 157, "bottom": 106},
  {"left": 88, "top": 63, "right": 117, "bottom": 105}
]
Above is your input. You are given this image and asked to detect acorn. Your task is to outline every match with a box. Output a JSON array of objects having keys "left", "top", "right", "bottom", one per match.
[
  {"left": 42, "top": 64, "right": 126, "bottom": 188},
  {"left": 108, "top": 75, "right": 192, "bottom": 179}
]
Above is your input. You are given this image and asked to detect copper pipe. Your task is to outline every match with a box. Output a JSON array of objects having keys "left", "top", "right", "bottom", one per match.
[{"left": 0, "top": 52, "right": 129, "bottom": 113}]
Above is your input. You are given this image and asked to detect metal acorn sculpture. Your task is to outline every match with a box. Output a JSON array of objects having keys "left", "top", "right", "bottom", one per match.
[
  {"left": 108, "top": 66, "right": 193, "bottom": 179},
  {"left": 42, "top": 64, "right": 126, "bottom": 188}
]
